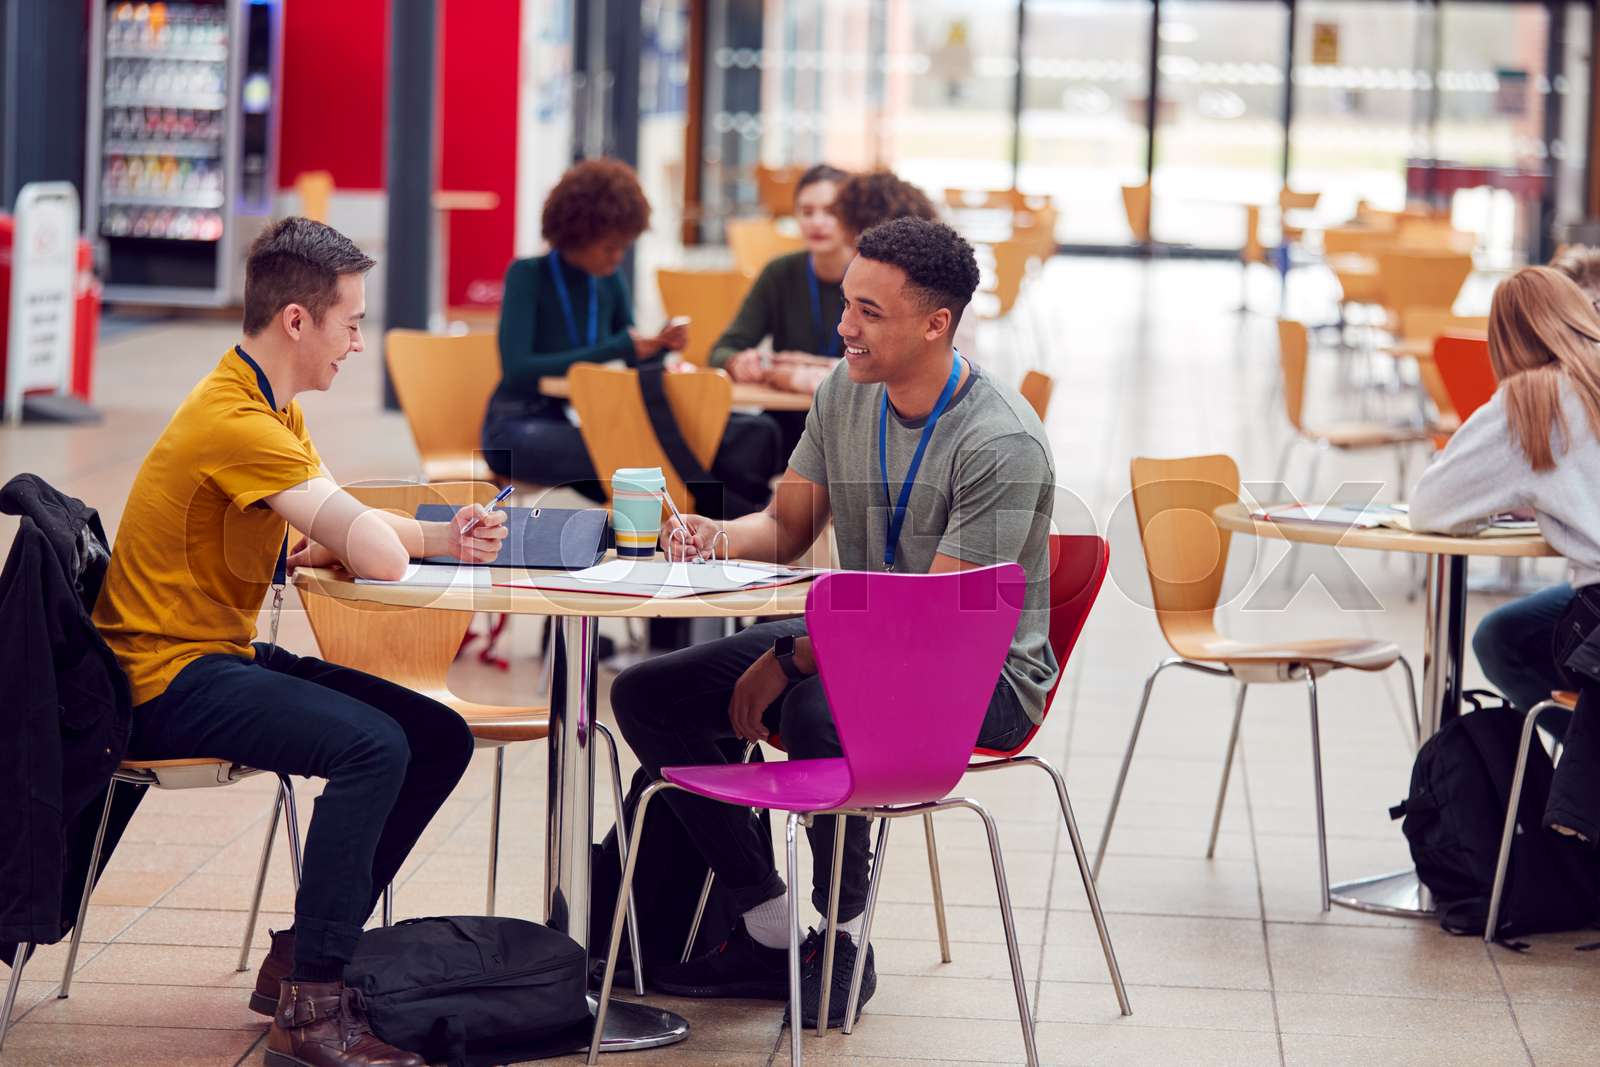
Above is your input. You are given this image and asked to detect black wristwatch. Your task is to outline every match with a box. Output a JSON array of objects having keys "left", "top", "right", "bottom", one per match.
[{"left": 772, "top": 634, "right": 806, "bottom": 682}]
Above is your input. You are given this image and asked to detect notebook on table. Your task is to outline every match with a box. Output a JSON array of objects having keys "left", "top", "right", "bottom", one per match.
[
  {"left": 413, "top": 505, "right": 609, "bottom": 569},
  {"left": 497, "top": 558, "right": 815, "bottom": 599}
]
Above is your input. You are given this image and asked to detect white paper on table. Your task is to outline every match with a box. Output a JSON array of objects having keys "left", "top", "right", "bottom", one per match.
[
  {"left": 354, "top": 563, "right": 493, "bottom": 587},
  {"left": 497, "top": 559, "right": 813, "bottom": 598}
]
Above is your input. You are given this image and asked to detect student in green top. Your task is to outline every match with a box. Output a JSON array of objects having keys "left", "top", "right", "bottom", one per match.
[{"left": 482, "top": 159, "right": 688, "bottom": 500}]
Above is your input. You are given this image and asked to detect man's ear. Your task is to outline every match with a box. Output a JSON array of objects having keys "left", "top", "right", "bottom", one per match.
[
  {"left": 922, "top": 306, "right": 952, "bottom": 343},
  {"left": 279, "top": 302, "right": 307, "bottom": 340}
]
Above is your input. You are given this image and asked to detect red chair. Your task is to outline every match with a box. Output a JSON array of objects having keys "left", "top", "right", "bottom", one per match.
[
  {"left": 1433, "top": 334, "right": 1497, "bottom": 422},
  {"left": 673, "top": 536, "right": 1129, "bottom": 1010}
]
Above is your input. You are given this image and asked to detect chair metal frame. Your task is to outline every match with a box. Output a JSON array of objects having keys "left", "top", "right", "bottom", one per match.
[{"left": 1484, "top": 694, "right": 1572, "bottom": 941}]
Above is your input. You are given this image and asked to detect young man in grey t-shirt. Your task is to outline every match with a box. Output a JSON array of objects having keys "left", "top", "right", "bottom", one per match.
[{"left": 609, "top": 217, "right": 1057, "bottom": 1027}]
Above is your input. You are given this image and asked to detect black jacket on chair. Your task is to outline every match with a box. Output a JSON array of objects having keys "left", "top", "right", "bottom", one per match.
[{"left": 0, "top": 474, "right": 138, "bottom": 962}]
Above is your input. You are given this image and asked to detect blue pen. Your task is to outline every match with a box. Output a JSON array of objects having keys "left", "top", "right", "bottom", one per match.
[{"left": 461, "top": 484, "right": 514, "bottom": 535}]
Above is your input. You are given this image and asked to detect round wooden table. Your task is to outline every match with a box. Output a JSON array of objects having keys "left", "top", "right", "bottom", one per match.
[
  {"left": 539, "top": 372, "right": 814, "bottom": 413},
  {"left": 1213, "top": 503, "right": 1556, "bottom": 916},
  {"left": 294, "top": 563, "right": 813, "bottom": 1053}
]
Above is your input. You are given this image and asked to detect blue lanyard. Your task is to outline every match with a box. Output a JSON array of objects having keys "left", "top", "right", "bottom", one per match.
[
  {"left": 547, "top": 252, "right": 598, "bottom": 348},
  {"left": 877, "top": 351, "right": 963, "bottom": 572},
  {"left": 806, "top": 256, "right": 842, "bottom": 358},
  {"left": 234, "top": 344, "right": 289, "bottom": 587}
]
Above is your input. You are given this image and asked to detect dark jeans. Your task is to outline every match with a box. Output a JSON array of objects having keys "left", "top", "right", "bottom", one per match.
[
  {"left": 1473, "top": 582, "right": 1574, "bottom": 729},
  {"left": 609, "top": 619, "right": 1034, "bottom": 925},
  {"left": 128, "top": 644, "right": 474, "bottom": 967},
  {"left": 1546, "top": 585, "right": 1600, "bottom": 842}
]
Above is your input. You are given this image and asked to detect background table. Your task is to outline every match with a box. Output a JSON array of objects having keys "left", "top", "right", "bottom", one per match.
[
  {"left": 1213, "top": 503, "right": 1555, "bottom": 916},
  {"left": 540, "top": 372, "right": 814, "bottom": 413},
  {"left": 295, "top": 563, "right": 813, "bottom": 1053}
]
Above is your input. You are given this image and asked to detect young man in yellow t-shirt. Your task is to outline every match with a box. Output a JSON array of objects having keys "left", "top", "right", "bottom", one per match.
[{"left": 93, "top": 218, "right": 507, "bottom": 1067}]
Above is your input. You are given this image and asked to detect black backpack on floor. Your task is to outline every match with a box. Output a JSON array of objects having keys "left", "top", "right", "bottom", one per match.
[
  {"left": 344, "top": 915, "right": 591, "bottom": 1067},
  {"left": 1389, "top": 692, "right": 1600, "bottom": 940}
]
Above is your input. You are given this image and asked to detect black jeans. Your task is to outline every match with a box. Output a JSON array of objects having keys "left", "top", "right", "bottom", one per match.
[
  {"left": 609, "top": 619, "right": 1034, "bottom": 925},
  {"left": 128, "top": 644, "right": 474, "bottom": 967},
  {"left": 1546, "top": 586, "right": 1600, "bottom": 843}
]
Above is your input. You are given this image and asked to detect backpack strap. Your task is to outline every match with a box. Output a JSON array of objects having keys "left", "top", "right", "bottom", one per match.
[{"left": 635, "top": 363, "right": 761, "bottom": 517}]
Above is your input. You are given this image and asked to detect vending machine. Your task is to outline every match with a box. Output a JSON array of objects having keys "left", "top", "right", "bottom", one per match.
[{"left": 84, "top": 1, "right": 283, "bottom": 306}]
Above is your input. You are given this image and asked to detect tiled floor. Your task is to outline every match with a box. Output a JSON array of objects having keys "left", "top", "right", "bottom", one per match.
[{"left": 3, "top": 256, "right": 1596, "bottom": 1066}]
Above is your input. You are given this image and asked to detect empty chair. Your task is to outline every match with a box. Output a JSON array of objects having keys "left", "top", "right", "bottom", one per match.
[
  {"left": 727, "top": 217, "right": 808, "bottom": 277},
  {"left": 755, "top": 164, "right": 806, "bottom": 217},
  {"left": 1019, "top": 370, "right": 1054, "bottom": 422},
  {"left": 1431, "top": 334, "right": 1497, "bottom": 423},
  {"left": 294, "top": 170, "right": 334, "bottom": 224},
  {"left": 1121, "top": 181, "right": 1151, "bottom": 243},
  {"left": 384, "top": 330, "right": 504, "bottom": 483},
  {"left": 656, "top": 268, "right": 752, "bottom": 367},
  {"left": 1095, "top": 454, "right": 1420, "bottom": 910},
  {"left": 1377, "top": 249, "right": 1474, "bottom": 329}
]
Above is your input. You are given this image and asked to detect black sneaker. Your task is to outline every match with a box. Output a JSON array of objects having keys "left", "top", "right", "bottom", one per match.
[
  {"left": 652, "top": 921, "right": 789, "bottom": 1000},
  {"left": 783, "top": 927, "right": 876, "bottom": 1030}
]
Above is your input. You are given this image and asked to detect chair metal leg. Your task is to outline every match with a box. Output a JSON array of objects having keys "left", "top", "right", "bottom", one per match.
[
  {"left": 589, "top": 780, "right": 676, "bottom": 1066},
  {"left": 1304, "top": 670, "right": 1331, "bottom": 911},
  {"left": 1207, "top": 682, "right": 1249, "bottom": 859},
  {"left": 844, "top": 818, "right": 891, "bottom": 1035},
  {"left": 238, "top": 785, "right": 285, "bottom": 972},
  {"left": 1397, "top": 655, "right": 1422, "bottom": 748},
  {"left": 594, "top": 721, "right": 645, "bottom": 996},
  {"left": 1, "top": 942, "right": 30, "bottom": 1051},
  {"left": 922, "top": 812, "right": 952, "bottom": 963},
  {"left": 1014, "top": 756, "right": 1131, "bottom": 1015},
  {"left": 60, "top": 781, "right": 117, "bottom": 998},
  {"left": 682, "top": 740, "right": 758, "bottom": 964},
  {"left": 279, "top": 775, "right": 304, "bottom": 886},
  {"left": 1094, "top": 658, "right": 1183, "bottom": 878},
  {"left": 486, "top": 747, "right": 504, "bottom": 915},
  {"left": 786, "top": 812, "right": 804, "bottom": 1067},
  {"left": 382, "top": 886, "right": 393, "bottom": 927},
  {"left": 1485, "top": 701, "right": 1553, "bottom": 941},
  {"left": 962, "top": 798, "right": 1039, "bottom": 1067},
  {"left": 816, "top": 814, "right": 848, "bottom": 1037}
]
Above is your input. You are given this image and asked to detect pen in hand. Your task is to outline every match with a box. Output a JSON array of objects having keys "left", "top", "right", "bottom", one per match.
[{"left": 461, "top": 484, "right": 514, "bottom": 536}]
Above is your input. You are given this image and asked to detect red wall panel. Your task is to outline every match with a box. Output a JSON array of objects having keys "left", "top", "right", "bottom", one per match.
[{"left": 278, "top": 0, "right": 388, "bottom": 191}]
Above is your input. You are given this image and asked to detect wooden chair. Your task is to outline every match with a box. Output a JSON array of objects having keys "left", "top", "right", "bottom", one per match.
[
  {"left": 1397, "top": 216, "right": 1474, "bottom": 253},
  {"left": 40, "top": 760, "right": 303, "bottom": 1021},
  {"left": 294, "top": 170, "right": 334, "bottom": 224},
  {"left": 726, "top": 217, "right": 806, "bottom": 277},
  {"left": 566, "top": 363, "right": 732, "bottom": 513},
  {"left": 384, "top": 330, "right": 503, "bottom": 483},
  {"left": 1020, "top": 370, "right": 1054, "bottom": 421},
  {"left": 1376, "top": 249, "right": 1474, "bottom": 328},
  {"left": 1278, "top": 187, "right": 1320, "bottom": 246},
  {"left": 1432, "top": 334, "right": 1497, "bottom": 423},
  {"left": 754, "top": 163, "right": 805, "bottom": 218},
  {"left": 1121, "top": 181, "right": 1151, "bottom": 243},
  {"left": 1093, "top": 454, "right": 1420, "bottom": 910},
  {"left": 1396, "top": 308, "right": 1488, "bottom": 347},
  {"left": 1275, "top": 320, "right": 1436, "bottom": 499},
  {"left": 656, "top": 268, "right": 752, "bottom": 367},
  {"left": 1321, "top": 226, "right": 1391, "bottom": 306}
]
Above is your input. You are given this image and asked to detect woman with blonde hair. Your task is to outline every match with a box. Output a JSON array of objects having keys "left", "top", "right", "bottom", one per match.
[{"left": 1412, "top": 265, "right": 1600, "bottom": 844}]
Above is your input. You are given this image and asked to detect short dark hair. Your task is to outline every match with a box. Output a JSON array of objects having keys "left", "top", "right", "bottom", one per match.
[
  {"left": 542, "top": 158, "right": 651, "bottom": 251},
  {"left": 794, "top": 163, "right": 848, "bottom": 208},
  {"left": 243, "top": 217, "right": 375, "bottom": 335},
  {"left": 855, "top": 217, "right": 980, "bottom": 329},
  {"left": 831, "top": 170, "right": 938, "bottom": 238},
  {"left": 1550, "top": 244, "right": 1600, "bottom": 302}
]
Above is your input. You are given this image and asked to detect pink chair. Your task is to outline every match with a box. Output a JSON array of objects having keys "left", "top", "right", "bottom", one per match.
[{"left": 589, "top": 564, "right": 1039, "bottom": 1066}]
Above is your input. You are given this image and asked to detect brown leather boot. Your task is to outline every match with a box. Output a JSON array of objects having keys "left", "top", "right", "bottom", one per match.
[
  {"left": 264, "top": 979, "right": 424, "bottom": 1067},
  {"left": 250, "top": 928, "right": 295, "bottom": 1016}
]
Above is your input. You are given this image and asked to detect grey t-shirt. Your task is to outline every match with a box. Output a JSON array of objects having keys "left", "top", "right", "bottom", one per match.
[{"left": 789, "top": 356, "right": 1059, "bottom": 722}]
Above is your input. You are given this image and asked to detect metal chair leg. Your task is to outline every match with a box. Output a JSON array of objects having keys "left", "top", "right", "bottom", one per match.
[
  {"left": 60, "top": 781, "right": 117, "bottom": 998},
  {"left": 1094, "top": 658, "right": 1184, "bottom": 878},
  {"left": 1, "top": 942, "right": 31, "bottom": 1051},
  {"left": 844, "top": 818, "right": 891, "bottom": 1034},
  {"left": 1485, "top": 700, "right": 1554, "bottom": 941},
  {"left": 922, "top": 812, "right": 952, "bottom": 963},
  {"left": 1020, "top": 756, "right": 1131, "bottom": 1015},
  {"left": 963, "top": 798, "right": 1039, "bottom": 1067},
  {"left": 1304, "top": 670, "right": 1331, "bottom": 911},
  {"left": 1397, "top": 655, "right": 1422, "bottom": 748},
  {"left": 238, "top": 784, "right": 285, "bottom": 971},
  {"left": 279, "top": 775, "right": 304, "bottom": 886},
  {"left": 486, "top": 747, "right": 504, "bottom": 915},
  {"left": 816, "top": 814, "right": 848, "bottom": 1036},
  {"left": 594, "top": 721, "right": 644, "bottom": 996},
  {"left": 1207, "top": 682, "right": 1249, "bottom": 859},
  {"left": 382, "top": 886, "right": 393, "bottom": 927},
  {"left": 682, "top": 740, "right": 759, "bottom": 964},
  {"left": 785, "top": 812, "right": 804, "bottom": 1067}
]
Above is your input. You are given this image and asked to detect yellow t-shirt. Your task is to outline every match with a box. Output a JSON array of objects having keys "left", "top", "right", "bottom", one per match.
[{"left": 94, "top": 347, "right": 323, "bottom": 705}]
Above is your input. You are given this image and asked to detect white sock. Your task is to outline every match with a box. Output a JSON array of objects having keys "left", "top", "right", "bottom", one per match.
[
  {"left": 819, "top": 911, "right": 864, "bottom": 943},
  {"left": 742, "top": 890, "right": 791, "bottom": 950}
]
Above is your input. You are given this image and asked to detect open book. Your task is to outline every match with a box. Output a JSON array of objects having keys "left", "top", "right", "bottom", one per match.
[
  {"left": 496, "top": 558, "right": 815, "bottom": 599},
  {"left": 1252, "top": 502, "right": 1539, "bottom": 538}
]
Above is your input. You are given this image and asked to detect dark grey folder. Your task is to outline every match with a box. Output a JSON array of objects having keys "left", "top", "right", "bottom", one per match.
[{"left": 414, "top": 505, "right": 609, "bottom": 569}]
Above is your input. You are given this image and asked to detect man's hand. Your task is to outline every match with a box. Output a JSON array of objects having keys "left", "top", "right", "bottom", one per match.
[
  {"left": 661, "top": 512, "right": 725, "bottom": 560},
  {"left": 447, "top": 504, "right": 509, "bottom": 563},
  {"left": 285, "top": 536, "right": 338, "bottom": 573},
  {"left": 725, "top": 349, "right": 769, "bottom": 383},
  {"left": 729, "top": 651, "right": 785, "bottom": 742}
]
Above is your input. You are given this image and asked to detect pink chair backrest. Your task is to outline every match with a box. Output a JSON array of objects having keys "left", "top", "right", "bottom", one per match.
[
  {"left": 806, "top": 563, "right": 1025, "bottom": 809},
  {"left": 976, "top": 534, "right": 1110, "bottom": 757}
]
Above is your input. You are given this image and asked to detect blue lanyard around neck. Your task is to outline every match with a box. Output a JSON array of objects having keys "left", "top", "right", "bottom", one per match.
[
  {"left": 548, "top": 252, "right": 598, "bottom": 348},
  {"left": 806, "top": 255, "right": 842, "bottom": 358},
  {"left": 877, "top": 351, "right": 963, "bottom": 572},
  {"left": 233, "top": 344, "right": 289, "bottom": 588}
]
